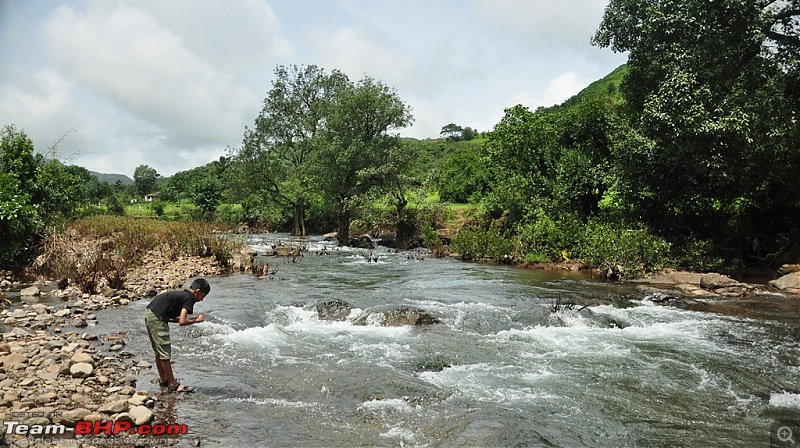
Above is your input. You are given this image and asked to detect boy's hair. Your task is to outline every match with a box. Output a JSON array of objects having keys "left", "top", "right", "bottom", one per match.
[{"left": 189, "top": 278, "right": 211, "bottom": 295}]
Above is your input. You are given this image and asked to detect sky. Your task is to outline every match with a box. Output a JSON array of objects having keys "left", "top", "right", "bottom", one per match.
[{"left": 0, "top": 0, "right": 627, "bottom": 178}]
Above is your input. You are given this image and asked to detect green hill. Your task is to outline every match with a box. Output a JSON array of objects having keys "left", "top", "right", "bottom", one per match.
[
  {"left": 558, "top": 64, "right": 627, "bottom": 108},
  {"left": 91, "top": 171, "right": 133, "bottom": 185}
]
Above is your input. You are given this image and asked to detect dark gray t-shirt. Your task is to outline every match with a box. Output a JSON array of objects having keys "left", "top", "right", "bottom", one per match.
[{"left": 146, "top": 290, "right": 195, "bottom": 322}]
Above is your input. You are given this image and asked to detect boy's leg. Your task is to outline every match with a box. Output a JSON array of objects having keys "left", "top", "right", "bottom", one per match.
[
  {"left": 155, "top": 356, "right": 166, "bottom": 382},
  {"left": 145, "top": 309, "right": 172, "bottom": 385},
  {"left": 157, "top": 357, "right": 177, "bottom": 386}
]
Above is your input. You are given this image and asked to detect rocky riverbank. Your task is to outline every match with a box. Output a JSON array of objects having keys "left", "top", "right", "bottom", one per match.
[{"left": 0, "top": 250, "right": 242, "bottom": 448}]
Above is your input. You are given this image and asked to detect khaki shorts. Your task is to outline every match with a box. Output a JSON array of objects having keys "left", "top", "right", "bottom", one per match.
[{"left": 145, "top": 308, "right": 171, "bottom": 360}]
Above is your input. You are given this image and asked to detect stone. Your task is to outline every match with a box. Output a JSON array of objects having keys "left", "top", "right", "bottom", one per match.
[
  {"left": 128, "top": 393, "right": 148, "bottom": 407},
  {"left": 83, "top": 413, "right": 106, "bottom": 422},
  {"left": 699, "top": 273, "right": 741, "bottom": 290},
  {"left": 353, "top": 305, "right": 441, "bottom": 326},
  {"left": 57, "top": 407, "right": 92, "bottom": 426},
  {"left": 30, "top": 304, "right": 49, "bottom": 314},
  {"left": 71, "top": 352, "right": 94, "bottom": 366},
  {"left": 778, "top": 264, "right": 800, "bottom": 276},
  {"left": 34, "top": 392, "right": 58, "bottom": 405},
  {"left": 20, "top": 286, "right": 40, "bottom": 296},
  {"left": 70, "top": 362, "right": 93, "bottom": 378},
  {"left": 72, "top": 317, "right": 87, "bottom": 328},
  {"left": 18, "top": 377, "right": 37, "bottom": 387},
  {"left": 770, "top": 271, "right": 800, "bottom": 291},
  {"left": 128, "top": 405, "right": 154, "bottom": 425},
  {"left": 98, "top": 398, "right": 129, "bottom": 414},
  {"left": 54, "top": 309, "right": 71, "bottom": 318},
  {"left": 1, "top": 353, "right": 27, "bottom": 368},
  {"left": 316, "top": 299, "right": 353, "bottom": 321}
]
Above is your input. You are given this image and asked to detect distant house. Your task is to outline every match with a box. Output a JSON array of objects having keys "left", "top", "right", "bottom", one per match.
[{"left": 145, "top": 193, "right": 158, "bottom": 202}]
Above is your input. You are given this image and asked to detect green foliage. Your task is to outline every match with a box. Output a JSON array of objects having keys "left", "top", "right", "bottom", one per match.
[
  {"left": 518, "top": 211, "right": 584, "bottom": 262},
  {"left": 436, "top": 142, "right": 488, "bottom": 203},
  {"left": 580, "top": 221, "right": 671, "bottom": 279},
  {"left": 215, "top": 203, "right": 245, "bottom": 226},
  {"left": 451, "top": 225, "right": 518, "bottom": 263},
  {"left": 152, "top": 201, "right": 166, "bottom": 217},
  {"left": 133, "top": 164, "right": 159, "bottom": 196},
  {"left": 0, "top": 173, "right": 41, "bottom": 262},
  {"left": 190, "top": 176, "right": 222, "bottom": 215},
  {"left": 0, "top": 125, "right": 89, "bottom": 264},
  {"left": 104, "top": 195, "right": 126, "bottom": 216},
  {"left": 594, "top": 0, "right": 800, "bottom": 262}
]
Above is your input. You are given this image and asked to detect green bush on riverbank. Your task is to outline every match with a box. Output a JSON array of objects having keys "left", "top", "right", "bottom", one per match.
[{"left": 451, "top": 215, "right": 672, "bottom": 279}]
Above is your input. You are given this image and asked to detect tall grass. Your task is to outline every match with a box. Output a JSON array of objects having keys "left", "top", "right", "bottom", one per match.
[{"left": 36, "top": 216, "right": 243, "bottom": 293}]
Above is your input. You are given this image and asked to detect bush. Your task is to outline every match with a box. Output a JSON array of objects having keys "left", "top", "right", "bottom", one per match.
[
  {"left": 581, "top": 220, "right": 671, "bottom": 279},
  {"left": 215, "top": 203, "right": 246, "bottom": 226},
  {"left": 451, "top": 224, "right": 518, "bottom": 262},
  {"left": 518, "top": 211, "right": 584, "bottom": 261}
]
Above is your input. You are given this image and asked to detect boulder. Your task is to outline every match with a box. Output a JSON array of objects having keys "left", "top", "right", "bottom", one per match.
[
  {"left": 349, "top": 234, "right": 374, "bottom": 249},
  {"left": 699, "top": 273, "right": 741, "bottom": 290},
  {"left": 316, "top": 299, "right": 352, "bottom": 321},
  {"left": 71, "top": 352, "right": 95, "bottom": 367},
  {"left": 56, "top": 408, "right": 92, "bottom": 426},
  {"left": 1, "top": 353, "right": 28, "bottom": 368},
  {"left": 770, "top": 271, "right": 800, "bottom": 292},
  {"left": 778, "top": 264, "right": 800, "bottom": 276},
  {"left": 353, "top": 305, "right": 441, "bottom": 327}
]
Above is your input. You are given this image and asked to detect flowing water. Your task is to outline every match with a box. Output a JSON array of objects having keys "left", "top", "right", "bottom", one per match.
[{"left": 84, "top": 233, "right": 800, "bottom": 447}]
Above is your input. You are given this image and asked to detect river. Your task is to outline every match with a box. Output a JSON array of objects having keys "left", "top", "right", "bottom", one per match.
[{"left": 84, "top": 233, "right": 800, "bottom": 447}]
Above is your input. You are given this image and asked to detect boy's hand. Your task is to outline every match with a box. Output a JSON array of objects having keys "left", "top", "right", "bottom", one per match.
[{"left": 194, "top": 314, "right": 205, "bottom": 323}]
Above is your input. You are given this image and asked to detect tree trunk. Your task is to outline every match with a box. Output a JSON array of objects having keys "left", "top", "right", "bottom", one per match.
[
  {"left": 394, "top": 198, "right": 413, "bottom": 249},
  {"left": 337, "top": 204, "right": 350, "bottom": 246},
  {"left": 293, "top": 201, "right": 306, "bottom": 236},
  {"left": 293, "top": 201, "right": 307, "bottom": 236},
  {"left": 395, "top": 219, "right": 414, "bottom": 249}
]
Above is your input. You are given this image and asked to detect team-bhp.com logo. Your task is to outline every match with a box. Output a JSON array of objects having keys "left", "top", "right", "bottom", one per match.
[{"left": 4, "top": 420, "right": 188, "bottom": 436}]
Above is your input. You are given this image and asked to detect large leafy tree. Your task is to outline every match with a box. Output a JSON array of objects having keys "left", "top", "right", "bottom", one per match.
[
  {"left": 314, "top": 75, "right": 413, "bottom": 245},
  {"left": 133, "top": 164, "right": 159, "bottom": 196},
  {"left": 484, "top": 96, "right": 618, "bottom": 224},
  {"left": 593, "top": 0, "right": 800, "bottom": 260},
  {"left": 232, "top": 65, "right": 348, "bottom": 235}
]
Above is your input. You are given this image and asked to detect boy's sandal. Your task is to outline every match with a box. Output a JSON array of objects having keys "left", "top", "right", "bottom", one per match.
[
  {"left": 167, "top": 383, "right": 195, "bottom": 393},
  {"left": 159, "top": 380, "right": 169, "bottom": 388}
]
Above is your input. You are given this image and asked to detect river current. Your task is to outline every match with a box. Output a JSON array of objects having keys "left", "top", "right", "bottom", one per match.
[{"left": 85, "top": 233, "right": 800, "bottom": 447}]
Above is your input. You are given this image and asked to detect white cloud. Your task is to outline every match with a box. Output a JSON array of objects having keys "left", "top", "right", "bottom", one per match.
[
  {"left": 0, "top": 0, "right": 627, "bottom": 176},
  {"left": 469, "top": 0, "right": 610, "bottom": 49}
]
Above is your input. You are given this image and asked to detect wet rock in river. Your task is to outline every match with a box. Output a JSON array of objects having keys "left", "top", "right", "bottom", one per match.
[
  {"left": 353, "top": 305, "right": 441, "bottom": 326},
  {"left": 316, "top": 299, "right": 352, "bottom": 321}
]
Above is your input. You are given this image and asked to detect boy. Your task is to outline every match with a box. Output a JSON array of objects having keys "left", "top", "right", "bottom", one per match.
[{"left": 144, "top": 277, "right": 209, "bottom": 393}]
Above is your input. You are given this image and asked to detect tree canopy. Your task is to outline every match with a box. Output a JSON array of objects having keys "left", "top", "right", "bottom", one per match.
[{"left": 591, "top": 0, "right": 800, "bottom": 262}]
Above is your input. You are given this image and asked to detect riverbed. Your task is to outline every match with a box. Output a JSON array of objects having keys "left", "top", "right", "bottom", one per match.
[{"left": 84, "top": 233, "right": 800, "bottom": 447}]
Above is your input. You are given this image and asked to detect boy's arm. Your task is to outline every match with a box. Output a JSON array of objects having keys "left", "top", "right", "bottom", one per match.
[{"left": 177, "top": 308, "right": 204, "bottom": 326}]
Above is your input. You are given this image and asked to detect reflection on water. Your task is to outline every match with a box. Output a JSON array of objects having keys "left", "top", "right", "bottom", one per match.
[{"left": 85, "top": 233, "right": 800, "bottom": 447}]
